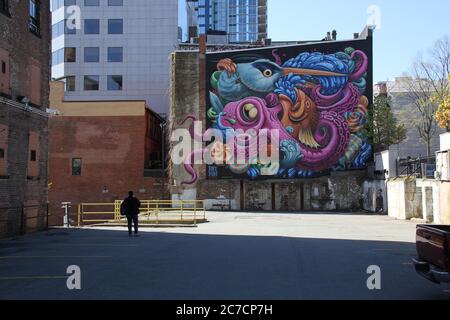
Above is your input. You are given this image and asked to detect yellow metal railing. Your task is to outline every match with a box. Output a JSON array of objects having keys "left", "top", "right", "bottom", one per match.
[
  {"left": 77, "top": 203, "right": 116, "bottom": 226},
  {"left": 77, "top": 200, "right": 206, "bottom": 226}
]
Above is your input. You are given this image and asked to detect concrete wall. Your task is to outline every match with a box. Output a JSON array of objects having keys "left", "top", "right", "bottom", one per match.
[
  {"left": 387, "top": 178, "right": 423, "bottom": 221},
  {"left": 169, "top": 50, "right": 200, "bottom": 196},
  {"left": 440, "top": 182, "right": 450, "bottom": 224},
  {"left": 440, "top": 132, "right": 450, "bottom": 151},
  {"left": 362, "top": 179, "right": 387, "bottom": 213},
  {"left": 387, "top": 178, "right": 450, "bottom": 224},
  {"left": 195, "top": 172, "right": 373, "bottom": 212}
]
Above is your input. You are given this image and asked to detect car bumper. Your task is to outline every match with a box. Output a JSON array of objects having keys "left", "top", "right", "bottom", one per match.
[{"left": 412, "top": 258, "right": 450, "bottom": 284}]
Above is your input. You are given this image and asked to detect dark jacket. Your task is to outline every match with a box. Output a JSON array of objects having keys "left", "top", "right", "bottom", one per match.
[{"left": 123, "top": 196, "right": 141, "bottom": 216}]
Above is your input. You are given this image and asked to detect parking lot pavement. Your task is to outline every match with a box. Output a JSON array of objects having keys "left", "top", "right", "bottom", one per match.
[{"left": 0, "top": 212, "right": 449, "bottom": 300}]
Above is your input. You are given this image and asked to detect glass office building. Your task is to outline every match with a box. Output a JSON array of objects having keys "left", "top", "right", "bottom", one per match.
[
  {"left": 50, "top": 0, "right": 178, "bottom": 114},
  {"left": 187, "top": 0, "right": 268, "bottom": 43}
]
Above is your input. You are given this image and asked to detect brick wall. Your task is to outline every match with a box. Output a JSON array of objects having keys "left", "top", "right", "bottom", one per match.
[
  {"left": 0, "top": 0, "right": 50, "bottom": 238},
  {"left": 48, "top": 114, "right": 166, "bottom": 225},
  {"left": 0, "top": 0, "right": 50, "bottom": 109},
  {"left": 0, "top": 105, "right": 49, "bottom": 237}
]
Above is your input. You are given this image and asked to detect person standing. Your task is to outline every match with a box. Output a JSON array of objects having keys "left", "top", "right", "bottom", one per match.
[{"left": 122, "top": 191, "right": 141, "bottom": 236}]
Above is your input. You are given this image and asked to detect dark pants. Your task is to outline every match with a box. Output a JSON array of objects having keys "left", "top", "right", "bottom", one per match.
[{"left": 127, "top": 215, "right": 138, "bottom": 235}]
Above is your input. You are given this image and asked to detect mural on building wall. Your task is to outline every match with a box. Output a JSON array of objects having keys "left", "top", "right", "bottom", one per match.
[{"left": 183, "top": 39, "right": 373, "bottom": 183}]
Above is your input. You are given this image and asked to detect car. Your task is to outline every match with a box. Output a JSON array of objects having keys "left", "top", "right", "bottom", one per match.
[{"left": 413, "top": 225, "right": 450, "bottom": 284}]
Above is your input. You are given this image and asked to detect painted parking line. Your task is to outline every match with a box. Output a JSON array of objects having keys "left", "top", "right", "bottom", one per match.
[
  {"left": 373, "top": 249, "right": 416, "bottom": 254},
  {"left": 0, "top": 276, "right": 68, "bottom": 281},
  {"left": 0, "top": 256, "right": 112, "bottom": 259},
  {"left": 54, "top": 244, "right": 138, "bottom": 247},
  {"left": 402, "top": 262, "right": 413, "bottom": 265},
  {"left": 1, "top": 244, "right": 137, "bottom": 248}
]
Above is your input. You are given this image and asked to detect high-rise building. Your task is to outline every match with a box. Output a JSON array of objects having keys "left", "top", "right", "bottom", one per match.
[
  {"left": 50, "top": 0, "right": 178, "bottom": 115},
  {"left": 1, "top": 0, "right": 51, "bottom": 238},
  {"left": 186, "top": 0, "right": 268, "bottom": 43}
]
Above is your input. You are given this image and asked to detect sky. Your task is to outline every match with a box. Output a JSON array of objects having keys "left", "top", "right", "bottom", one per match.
[{"left": 178, "top": 0, "right": 450, "bottom": 82}]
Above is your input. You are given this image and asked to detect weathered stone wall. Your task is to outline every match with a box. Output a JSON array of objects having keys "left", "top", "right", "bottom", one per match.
[
  {"left": 169, "top": 51, "right": 200, "bottom": 198},
  {"left": 197, "top": 171, "right": 369, "bottom": 212}
]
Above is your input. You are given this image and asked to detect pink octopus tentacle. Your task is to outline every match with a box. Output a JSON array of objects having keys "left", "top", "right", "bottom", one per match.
[
  {"left": 313, "top": 83, "right": 361, "bottom": 115},
  {"left": 182, "top": 149, "right": 207, "bottom": 185},
  {"left": 297, "top": 111, "right": 350, "bottom": 172},
  {"left": 179, "top": 114, "right": 204, "bottom": 142},
  {"left": 349, "top": 50, "right": 368, "bottom": 82}
]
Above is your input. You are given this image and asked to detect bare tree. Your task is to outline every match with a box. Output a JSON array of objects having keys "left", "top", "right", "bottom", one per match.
[{"left": 404, "top": 36, "right": 450, "bottom": 156}]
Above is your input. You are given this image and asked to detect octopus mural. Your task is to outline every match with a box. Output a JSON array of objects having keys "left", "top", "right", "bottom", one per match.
[{"left": 182, "top": 43, "right": 373, "bottom": 184}]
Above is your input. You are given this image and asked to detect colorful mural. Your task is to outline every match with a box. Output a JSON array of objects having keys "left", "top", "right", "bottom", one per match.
[{"left": 202, "top": 40, "right": 373, "bottom": 181}]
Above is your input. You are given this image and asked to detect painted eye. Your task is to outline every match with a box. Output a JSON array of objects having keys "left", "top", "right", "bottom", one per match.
[
  {"left": 263, "top": 69, "right": 273, "bottom": 77},
  {"left": 306, "top": 101, "right": 310, "bottom": 110},
  {"left": 242, "top": 103, "right": 258, "bottom": 122}
]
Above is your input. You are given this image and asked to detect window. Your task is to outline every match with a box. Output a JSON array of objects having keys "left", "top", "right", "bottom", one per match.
[
  {"left": 108, "top": 0, "right": 122, "bottom": 6},
  {"left": 84, "top": 75, "right": 99, "bottom": 91},
  {"left": 108, "top": 19, "right": 123, "bottom": 34},
  {"left": 52, "top": 21, "right": 63, "bottom": 38},
  {"left": 52, "top": 20, "right": 76, "bottom": 38},
  {"left": 84, "top": 0, "right": 99, "bottom": 6},
  {"left": 51, "top": 48, "right": 64, "bottom": 65},
  {"left": 0, "top": 148, "right": 4, "bottom": 159},
  {"left": 1, "top": 61, "right": 5, "bottom": 73},
  {"left": 29, "top": 0, "right": 41, "bottom": 36},
  {"left": 72, "top": 158, "right": 82, "bottom": 176},
  {"left": 30, "top": 150, "right": 37, "bottom": 162},
  {"left": 65, "top": 76, "right": 75, "bottom": 92},
  {"left": 84, "top": 47, "right": 99, "bottom": 62},
  {"left": 0, "top": 0, "right": 10, "bottom": 16},
  {"left": 64, "top": 47, "right": 76, "bottom": 62},
  {"left": 51, "top": 0, "right": 76, "bottom": 11},
  {"left": 107, "top": 47, "right": 123, "bottom": 62},
  {"left": 107, "top": 75, "right": 122, "bottom": 91},
  {"left": 84, "top": 19, "right": 99, "bottom": 34}
]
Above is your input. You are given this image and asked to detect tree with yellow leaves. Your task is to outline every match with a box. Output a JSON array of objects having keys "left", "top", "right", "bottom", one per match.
[{"left": 435, "top": 75, "right": 450, "bottom": 132}]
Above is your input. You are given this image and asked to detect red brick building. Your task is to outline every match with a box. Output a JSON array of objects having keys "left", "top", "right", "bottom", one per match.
[
  {"left": 48, "top": 82, "right": 166, "bottom": 225},
  {"left": 0, "top": 0, "right": 51, "bottom": 237}
]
